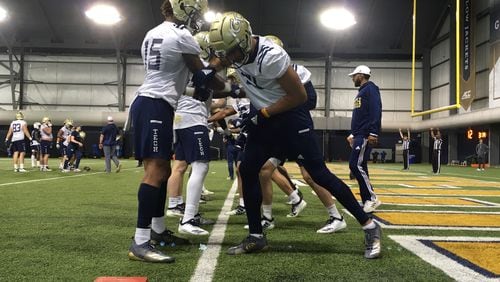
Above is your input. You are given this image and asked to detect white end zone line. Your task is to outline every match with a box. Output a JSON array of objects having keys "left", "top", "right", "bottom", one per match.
[
  {"left": 389, "top": 235, "right": 500, "bottom": 282},
  {"left": 190, "top": 179, "right": 238, "bottom": 282}
]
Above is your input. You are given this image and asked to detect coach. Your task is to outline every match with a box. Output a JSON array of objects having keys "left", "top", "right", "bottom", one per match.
[{"left": 99, "top": 116, "right": 122, "bottom": 173}]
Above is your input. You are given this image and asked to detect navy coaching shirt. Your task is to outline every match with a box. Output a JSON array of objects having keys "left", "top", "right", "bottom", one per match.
[{"left": 101, "top": 123, "right": 119, "bottom": 146}]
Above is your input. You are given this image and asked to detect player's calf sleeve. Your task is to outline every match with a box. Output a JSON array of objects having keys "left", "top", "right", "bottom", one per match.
[
  {"left": 304, "top": 161, "right": 369, "bottom": 225},
  {"left": 184, "top": 161, "right": 209, "bottom": 220},
  {"left": 137, "top": 183, "right": 160, "bottom": 228}
]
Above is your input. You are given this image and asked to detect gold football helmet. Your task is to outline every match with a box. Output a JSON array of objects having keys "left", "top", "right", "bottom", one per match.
[
  {"left": 194, "top": 31, "right": 211, "bottom": 60},
  {"left": 15, "top": 111, "right": 24, "bottom": 120},
  {"left": 209, "top": 12, "right": 253, "bottom": 65},
  {"left": 79, "top": 131, "right": 86, "bottom": 139},
  {"left": 169, "top": 0, "right": 208, "bottom": 33},
  {"left": 42, "top": 117, "right": 51, "bottom": 124},
  {"left": 226, "top": 67, "right": 240, "bottom": 84},
  {"left": 265, "top": 35, "right": 284, "bottom": 48}
]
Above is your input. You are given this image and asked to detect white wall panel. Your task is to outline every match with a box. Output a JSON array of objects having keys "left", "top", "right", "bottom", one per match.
[
  {"left": 56, "top": 63, "right": 91, "bottom": 83},
  {"left": 381, "top": 90, "right": 395, "bottom": 109},
  {"left": 127, "top": 64, "right": 146, "bottom": 85},
  {"left": 430, "top": 85, "right": 450, "bottom": 119},
  {"left": 0, "top": 85, "right": 16, "bottom": 104},
  {"left": 431, "top": 39, "right": 450, "bottom": 66},
  {"left": 476, "top": 71, "right": 489, "bottom": 99},
  {"left": 25, "top": 62, "right": 57, "bottom": 82},
  {"left": 125, "top": 86, "right": 140, "bottom": 107},
  {"left": 476, "top": 44, "right": 489, "bottom": 71},
  {"left": 314, "top": 88, "right": 325, "bottom": 109},
  {"left": 430, "top": 61, "right": 450, "bottom": 88},
  {"left": 476, "top": 15, "right": 490, "bottom": 44},
  {"left": 331, "top": 89, "right": 355, "bottom": 110},
  {"left": 90, "top": 64, "right": 117, "bottom": 84}
]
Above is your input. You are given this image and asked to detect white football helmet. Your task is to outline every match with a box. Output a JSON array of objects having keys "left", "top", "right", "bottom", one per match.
[
  {"left": 33, "top": 122, "right": 41, "bottom": 130},
  {"left": 209, "top": 12, "right": 253, "bottom": 65},
  {"left": 169, "top": 0, "right": 208, "bottom": 33},
  {"left": 194, "top": 31, "right": 210, "bottom": 60}
]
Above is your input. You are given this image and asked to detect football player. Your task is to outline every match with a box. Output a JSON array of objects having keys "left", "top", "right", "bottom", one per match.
[
  {"left": 399, "top": 128, "right": 411, "bottom": 170},
  {"left": 63, "top": 125, "right": 84, "bottom": 172},
  {"left": 39, "top": 117, "right": 53, "bottom": 171},
  {"left": 209, "top": 12, "right": 382, "bottom": 259},
  {"left": 30, "top": 122, "right": 42, "bottom": 168},
  {"left": 56, "top": 119, "right": 72, "bottom": 169},
  {"left": 127, "top": 0, "right": 230, "bottom": 263},
  {"left": 4, "top": 111, "right": 32, "bottom": 172},
  {"left": 430, "top": 128, "right": 442, "bottom": 174}
]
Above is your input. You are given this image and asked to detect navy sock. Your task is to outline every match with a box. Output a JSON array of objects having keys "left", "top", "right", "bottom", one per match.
[
  {"left": 137, "top": 183, "right": 160, "bottom": 228},
  {"left": 154, "top": 182, "right": 167, "bottom": 217}
]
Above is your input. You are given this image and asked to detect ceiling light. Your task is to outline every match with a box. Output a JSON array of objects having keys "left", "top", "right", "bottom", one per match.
[
  {"left": 320, "top": 8, "right": 356, "bottom": 30},
  {"left": 204, "top": 10, "right": 221, "bottom": 23},
  {"left": 0, "top": 7, "right": 7, "bottom": 22},
  {"left": 85, "top": 4, "right": 122, "bottom": 25}
]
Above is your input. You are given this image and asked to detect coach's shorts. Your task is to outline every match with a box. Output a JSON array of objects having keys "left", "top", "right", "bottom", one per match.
[
  {"left": 131, "top": 96, "right": 174, "bottom": 161},
  {"left": 174, "top": 125, "right": 210, "bottom": 164},
  {"left": 11, "top": 140, "right": 26, "bottom": 153},
  {"left": 40, "top": 140, "right": 52, "bottom": 155}
]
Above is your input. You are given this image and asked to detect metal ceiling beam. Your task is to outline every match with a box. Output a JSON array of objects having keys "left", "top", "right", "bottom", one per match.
[{"left": 37, "top": 0, "right": 63, "bottom": 43}]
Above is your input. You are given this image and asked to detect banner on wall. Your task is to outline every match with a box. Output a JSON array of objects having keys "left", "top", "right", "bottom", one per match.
[
  {"left": 460, "top": 0, "right": 476, "bottom": 111},
  {"left": 490, "top": 0, "right": 500, "bottom": 105}
]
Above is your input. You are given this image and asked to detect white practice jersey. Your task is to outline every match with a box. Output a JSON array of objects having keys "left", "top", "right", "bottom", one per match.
[
  {"left": 10, "top": 120, "right": 27, "bottom": 142},
  {"left": 231, "top": 98, "right": 251, "bottom": 116},
  {"left": 40, "top": 124, "right": 53, "bottom": 141},
  {"left": 136, "top": 21, "right": 200, "bottom": 109},
  {"left": 61, "top": 127, "right": 72, "bottom": 146},
  {"left": 293, "top": 64, "right": 311, "bottom": 84},
  {"left": 236, "top": 36, "right": 291, "bottom": 110},
  {"left": 174, "top": 61, "right": 212, "bottom": 130}
]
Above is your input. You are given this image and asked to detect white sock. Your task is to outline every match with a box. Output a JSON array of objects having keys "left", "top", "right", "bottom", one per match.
[
  {"left": 36, "top": 161, "right": 40, "bottom": 167},
  {"left": 176, "top": 196, "right": 184, "bottom": 205},
  {"left": 327, "top": 204, "right": 342, "bottom": 218},
  {"left": 262, "top": 205, "right": 273, "bottom": 219},
  {"left": 20, "top": 164, "right": 24, "bottom": 169},
  {"left": 202, "top": 185, "right": 207, "bottom": 192},
  {"left": 134, "top": 228, "right": 151, "bottom": 245},
  {"left": 239, "top": 198, "right": 245, "bottom": 207},
  {"left": 151, "top": 216, "right": 165, "bottom": 233},
  {"left": 182, "top": 161, "right": 209, "bottom": 222},
  {"left": 31, "top": 155, "right": 35, "bottom": 166},
  {"left": 168, "top": 197, "right": 178, "bottom": 209},
  {"left": 14, "top": 164, "right": 18, "bottom": 169},
  {"left": 362, "top": 221, "right": 376, "bottom": 230},
  {"left": 288, "top": 189, "right": 301, "bottom": 205}
]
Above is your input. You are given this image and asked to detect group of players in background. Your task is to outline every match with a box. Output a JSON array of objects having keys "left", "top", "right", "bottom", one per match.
[{"left": 4, "top": 113, "right": 86, "bottom": 173}]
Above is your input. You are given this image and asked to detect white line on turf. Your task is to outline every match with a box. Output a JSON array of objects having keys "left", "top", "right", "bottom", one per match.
[
  {"left": 190, "top": 179, "right": 238, "bottom": 282},
  {"left": 398, "top": 184, "right": 415, "bottom": 188},
  {"left": 389, "top": 235, "right": 500, "bottom": 282},
  {"left": 0, "top": 167, "right": 140, "bottom": 187}
]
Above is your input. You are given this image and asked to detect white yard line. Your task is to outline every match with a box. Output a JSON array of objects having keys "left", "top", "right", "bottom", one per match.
[
  {"left": 398, "top": 183, "right": 415, "bottom": 188},
  {"left": 389, "top": 235, "right": 500, "bottom": 282},
  {"left": 0, "top": 167, "right": 140, "bottom": 187},
  {"left": 190, "top": 179, "right": 238, "bottom": 282}
]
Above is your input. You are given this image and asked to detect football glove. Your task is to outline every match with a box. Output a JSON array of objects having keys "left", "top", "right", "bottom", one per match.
[{"left": 56, "top": 143, "right": 61, "bottom": 149}]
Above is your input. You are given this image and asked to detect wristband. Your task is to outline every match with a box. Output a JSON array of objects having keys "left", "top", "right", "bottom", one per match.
[{"left": 260, "top": 108, "right": 271, "bottom": 118}]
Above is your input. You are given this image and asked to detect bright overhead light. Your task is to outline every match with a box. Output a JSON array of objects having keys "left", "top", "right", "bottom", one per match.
[
  {"left": 204, "top": 10, "right": 221, "bottom": 23},
  {"left": 320, "top": 8, "right": 356, "bottom": 30},
  {"left": 85, "top": 4, "right": 122, "bottom": 25},
  {"left": 0, "top": 6, "right": 7, "bottom": 22}
]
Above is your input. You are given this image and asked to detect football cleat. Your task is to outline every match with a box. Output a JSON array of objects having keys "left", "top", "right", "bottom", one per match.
[
  {"left": 150, "top": 229, "right": 190, "bottom": 246},
  {"left": 178, "top": 218, "right": 209, "bottom": 236},
  {"left": 128, "top": 240, "right": 175, "bottom": 263},
  {"left": 116, "top": 163, "right": 122, "bottom": 173},
  {"left": 227, "top": 235, "right": 269, "bottom": 255},
  {"left": 363, "top": 199, "right": 382, "bottom": 213},
  {"left": 316, "top": 216, "right": 347, "bottom": 234},
  {"left": 193, "top": 213, "right": 215, "bottom": 225},
  {"left": 166, "top": 203, "right": 185, "bottom": 217},
  {"left": 287, "top": 198, "right": 307, "bottom": 217},
  {"left": 201, "top": 188, "right": 215, "bottom": 196},
  {"left": 244, "top": 216, "right": 275, "bottom": 231},
  {"left": 364, "top": 222, "right": 382, "bottom": 259},
  {"left": 225, "top": 205, "right": 246, "bottom": 216},
  {"left": 18, "top": 168, "right": 28, "bottom": 172}
]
